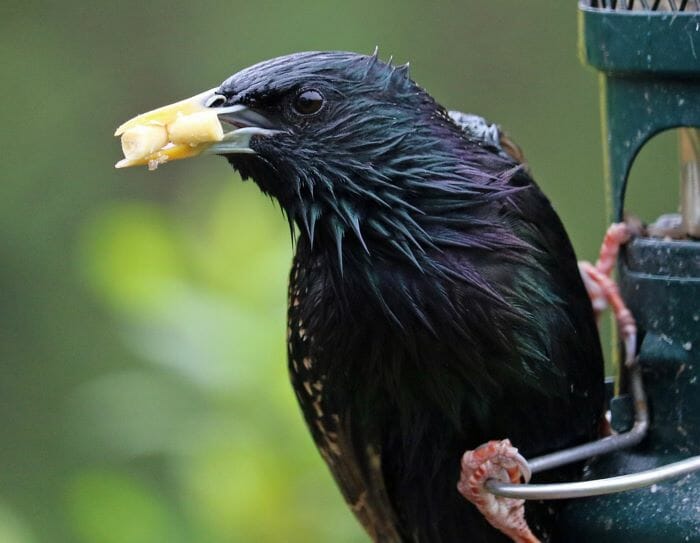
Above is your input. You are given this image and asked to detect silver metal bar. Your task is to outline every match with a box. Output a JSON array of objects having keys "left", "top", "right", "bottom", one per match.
[
  {"left": 529, "top": 356, "right": 648, "bottom": 475},
  {"left": 487, "top": 455, "right": 700, "bottom": 500},
  {"left": 485, "top": 327, "right": 663, "bottom": 499},
  {"left": 527, "top": 421, "right": 646, "bottom": 475}
]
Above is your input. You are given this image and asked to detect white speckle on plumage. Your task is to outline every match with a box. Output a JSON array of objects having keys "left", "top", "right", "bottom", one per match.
[
  {"left": 313, "top": 397, "right": 323, "bottom": 417},
  {"left": 351, "top": 491, "right": 369, "bottom": 513}
]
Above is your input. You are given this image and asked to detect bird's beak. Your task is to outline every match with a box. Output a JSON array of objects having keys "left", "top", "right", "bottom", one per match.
[{"left": 114, "top": 88, "right": 279, "bottom": 170}]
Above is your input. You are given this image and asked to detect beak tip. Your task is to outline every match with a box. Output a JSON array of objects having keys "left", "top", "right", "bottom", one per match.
[{"left": 114, "top": 122, "right": 128, "bottom": 137}]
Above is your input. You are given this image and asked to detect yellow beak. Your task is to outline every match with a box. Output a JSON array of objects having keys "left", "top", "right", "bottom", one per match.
[
  {"left": 115, "top": 87, "right": 281, "bottom": 171},
  {"left": 114, "top": 88, "right": 225, "bottom": 170}
]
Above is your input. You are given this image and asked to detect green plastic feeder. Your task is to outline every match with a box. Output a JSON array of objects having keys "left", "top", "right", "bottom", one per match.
[{"left": 558, "top": 2, "right": 700, "bottom": 540}]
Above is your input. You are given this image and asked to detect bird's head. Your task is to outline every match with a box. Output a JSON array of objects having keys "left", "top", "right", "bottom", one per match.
[{"left": 116, "top": 51, "right": 520, "bottom": 276}]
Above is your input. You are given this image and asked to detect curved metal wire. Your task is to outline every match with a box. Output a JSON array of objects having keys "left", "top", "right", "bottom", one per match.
[
  {"left": 484, "top": 355, "right": 698, "bottom": 500},
  {"left": 487, "top": 455, "right": 700, "bottom": 500},
  {"left": 527, "top": 358, "right": 648, "bottom": 475}
]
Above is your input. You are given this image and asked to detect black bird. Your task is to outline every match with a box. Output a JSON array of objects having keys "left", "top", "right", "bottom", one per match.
[{"left": 116, "top": 51, "right": 604, "bottom": 542}]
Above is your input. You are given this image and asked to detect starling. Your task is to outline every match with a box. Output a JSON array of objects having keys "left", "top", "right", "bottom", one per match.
[{"left": 116, "top": 51, "right": 605, "bottom": 542}]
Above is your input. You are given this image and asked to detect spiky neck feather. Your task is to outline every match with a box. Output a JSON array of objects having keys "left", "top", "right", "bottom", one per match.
[
  {"left": 235, "top": 108, "right": 528, "bottom": 272},
  {"left": 225, "top": 51, "right": 533, "bottom": 325}
]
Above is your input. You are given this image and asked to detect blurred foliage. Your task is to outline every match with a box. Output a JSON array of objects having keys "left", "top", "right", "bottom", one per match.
[{"left": 1, "top": 1, "right": 679, "bottom": 542}]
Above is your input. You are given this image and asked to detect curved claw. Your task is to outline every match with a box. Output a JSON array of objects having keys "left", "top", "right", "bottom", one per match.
[
  {"left": 458, "top": 439, "right": 540, "bottom": 543},
  {"left": 512, "top": 450, "right": 531, "bottom": 484}
]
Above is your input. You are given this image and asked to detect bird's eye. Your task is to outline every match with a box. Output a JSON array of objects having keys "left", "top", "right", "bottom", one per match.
[{"left": 293, "top": 90, "right": 324, "bottom": 115}]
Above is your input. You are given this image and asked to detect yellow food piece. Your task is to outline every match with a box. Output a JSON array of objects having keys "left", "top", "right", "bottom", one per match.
[
  {"left": 115, "top": 88, "right": 228, "bottom": 168},
  {"left": 114, "top": 89, "right": 213, "bottom": 137},
  {"left": 167, "top": 111, "right": 224, "bottom": 145},
  {"left": 115, "top": 142, "right": 207, "bottom": 170},
  {"left": 120, "top": 125, "right": 169, "bottom": 160}
]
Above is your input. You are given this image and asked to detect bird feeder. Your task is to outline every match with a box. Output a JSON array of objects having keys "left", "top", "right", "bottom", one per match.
[{"left": 559, "top": 2, "right": 700, "bottom": 539}]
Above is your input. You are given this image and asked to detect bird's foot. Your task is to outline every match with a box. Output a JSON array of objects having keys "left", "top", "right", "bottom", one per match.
[
  {"left": 578, "top": 222, "right": 629, "bottom": 319},
  {"left": 578, "top": 222, "right": 637, "bottom": 366},
  {"left": 457, "top": 439, "right": 540, "bottom": 543}
]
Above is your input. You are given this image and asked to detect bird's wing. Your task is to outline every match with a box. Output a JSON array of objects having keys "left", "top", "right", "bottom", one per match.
[{"left": 448, "top": 110, "right": 527, "bottom": 166}]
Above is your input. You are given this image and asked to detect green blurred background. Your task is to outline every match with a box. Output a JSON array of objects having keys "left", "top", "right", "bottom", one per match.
[{"left": 1, "top": 1, "right": 678, "bottom": 542}]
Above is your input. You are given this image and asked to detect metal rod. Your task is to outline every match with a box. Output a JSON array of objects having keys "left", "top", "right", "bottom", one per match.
[
  {"left": 486, "top": 325, "right": 664, "bottom": 499},
  {"left": 527, "top": 420, "right": 647, "bottom": 475},
  {"left": 528, "top": 346, "right": 648, "bottom": 475},
  {"left": 486, "top": 455, "right": 700, "bottom": 500}
]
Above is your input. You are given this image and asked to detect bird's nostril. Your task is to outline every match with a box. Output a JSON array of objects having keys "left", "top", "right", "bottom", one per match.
[{"left": 205, "top": 94, "right": 227, "bottom": 108}]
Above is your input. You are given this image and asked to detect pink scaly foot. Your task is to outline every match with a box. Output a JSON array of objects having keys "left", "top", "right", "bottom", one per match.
[
  {"left": 578, "top": 222, "right": 637, "bottom": 366},
  {"left": 578, "top": 223, "right": 628, "bottom": 319},
  {"left": 457, "top": 439, "right": 540, "bottom": 543}
]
